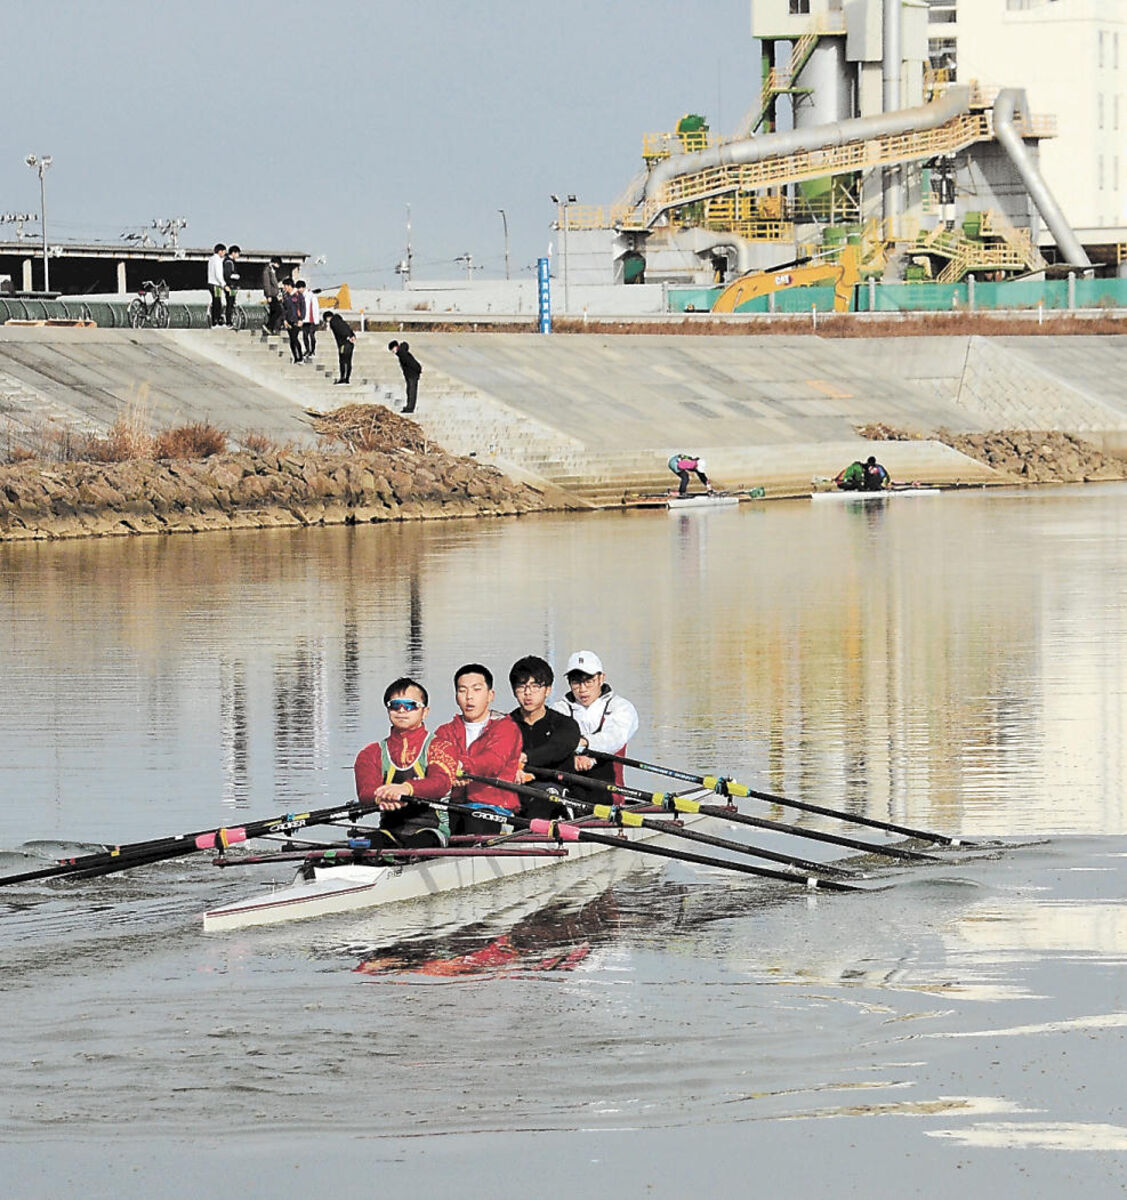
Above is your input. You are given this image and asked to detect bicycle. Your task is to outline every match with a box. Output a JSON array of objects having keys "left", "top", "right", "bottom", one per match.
[
  {"left": 128, "top": 280, "right": 170, "bottom": 329},
  {"left": 206, "top": 294, "right": 247, "bottom": 331}
]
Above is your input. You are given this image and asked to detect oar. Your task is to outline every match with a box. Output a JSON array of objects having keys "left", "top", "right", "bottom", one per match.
[
  {"left": 456, "top": 774, "right": 863, "bottom": 892},
  {"left": 591, "top": 750, "right": 968, "bottom": 848},
  {"left": 527, "top": 767, "right": 859, "bottom": 878},
  {"left": 214, "top": 846, "right": 569, "bottom": 867},
  {"left": 529, "top": 766, "right": 932, "bottom": 863},
  {"left": 0, "top": 799, "right": 381, "bottom": 887}
]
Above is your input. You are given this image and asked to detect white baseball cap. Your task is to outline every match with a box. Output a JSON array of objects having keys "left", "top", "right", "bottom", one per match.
[{"left": 566, "top": 650, "right": 604, "bottom": 676}]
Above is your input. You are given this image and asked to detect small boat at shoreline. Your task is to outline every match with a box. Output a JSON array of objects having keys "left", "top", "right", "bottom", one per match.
[
  {"left": 203, "top": 798, "right": 716, "bottom": 932},
  {"left": 810, "top": 486, "right": 941, "bottom": 503}
]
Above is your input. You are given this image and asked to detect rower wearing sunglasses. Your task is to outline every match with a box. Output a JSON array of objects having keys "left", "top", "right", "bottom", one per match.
[{"left": 353, "top": 677, "right": 450, "bottom": 849}]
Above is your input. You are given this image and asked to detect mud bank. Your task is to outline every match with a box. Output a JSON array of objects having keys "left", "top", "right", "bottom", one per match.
[
  {"left": 859, "top": 425, "right": 1127, "bottom": 484},
  {"left": 0, "top": 447, "right": 561, "bottom": 542}
]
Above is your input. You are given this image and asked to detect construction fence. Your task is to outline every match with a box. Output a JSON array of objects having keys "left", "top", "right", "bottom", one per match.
[{"left": 668, "top": 277, "right": 1127, "bottom": 315}]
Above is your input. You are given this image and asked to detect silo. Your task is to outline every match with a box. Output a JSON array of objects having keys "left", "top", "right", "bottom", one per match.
[{"left": 792, "top": 38, "right": 851, "bottom": 130}]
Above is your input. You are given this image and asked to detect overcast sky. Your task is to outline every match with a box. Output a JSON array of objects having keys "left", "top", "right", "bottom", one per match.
[{"left": 3, "top": 0, "right": 755, "bottom": 289}]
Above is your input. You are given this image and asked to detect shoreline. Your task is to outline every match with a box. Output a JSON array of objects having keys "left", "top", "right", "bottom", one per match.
[
  {"left": 0, "top": 447, "right": 568, "bottom": 543},
  {"left": 3, "top": 427, "right": 1125, "bottom": 544}
]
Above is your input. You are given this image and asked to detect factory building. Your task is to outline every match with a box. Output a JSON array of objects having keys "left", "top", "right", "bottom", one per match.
[{"left": 560, "top": 0, "right": 1125, "bottom": 301}]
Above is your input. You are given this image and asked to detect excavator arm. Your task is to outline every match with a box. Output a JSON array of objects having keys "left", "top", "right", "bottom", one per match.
[{"left": 711, "top": 244, "right": 859, "bottom": 314}]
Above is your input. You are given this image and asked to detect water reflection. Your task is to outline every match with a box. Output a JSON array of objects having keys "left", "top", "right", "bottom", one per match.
[{"left": 2, "top": 486, "right": 1127, "bottom": 846}]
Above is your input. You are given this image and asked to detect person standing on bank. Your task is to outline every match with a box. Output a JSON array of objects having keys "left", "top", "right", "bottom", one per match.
[
  {"left": 206, "top": 243, "right": 227, "bottom": 327},
  {"left": 326, "top": 309, "right": 356, "bottom": 384},
  {"left": 388, "top": 339, "right": 422, "bottom": 413},
  {"left": 262, "top": 257, "right": 283, "bottom": 333},
  {"left": 297, "top": 281, "right": 319, "bottom": 360},
  {"left": 551, "top": 650, "right": 639, "bottom": 797},
  {"left": 223, "top": 245, "right": 241, "bottom": 328},
  {"left": 281, "top": 279, "right": 305, "bottom": 363}
]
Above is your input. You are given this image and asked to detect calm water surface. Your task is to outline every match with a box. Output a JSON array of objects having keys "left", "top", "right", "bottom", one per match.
[{"left": 2, "top": 486, "right": 1126, "bottom": 1198}]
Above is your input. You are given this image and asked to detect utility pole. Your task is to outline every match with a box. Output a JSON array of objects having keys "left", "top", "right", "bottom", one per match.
[
  {"left": 498, "top": 209, "right": 510, "bottom": 280},
  {"left": 550, "top": 193, "right": 577, "bottom": 313},
  {"left": 454, "top": 253, "right": 476, "bottom": 281},
  {"left": 25, "top": 154, "right": 52, "bottom": 292}
]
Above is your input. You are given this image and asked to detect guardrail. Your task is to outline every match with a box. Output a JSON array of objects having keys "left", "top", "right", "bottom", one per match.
[{"left": 0, "top": 298, "right": 256, "bottom": 328}]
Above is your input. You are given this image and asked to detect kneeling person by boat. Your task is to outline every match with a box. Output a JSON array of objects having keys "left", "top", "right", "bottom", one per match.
[
  {"left": 428, "top": 663, "right": 524, "bottom": 836},
  {"left": 353, "top": 677, "right": 450, "bottom": 848},
  {"left": 508, "top": 655, "right": 582, "bottom": 821},
  {"left": 862, "top": 455, "right": 890, "bottom": 491},
  {"left": 551, "top": 650, "right": 639, "bottom": 798}
]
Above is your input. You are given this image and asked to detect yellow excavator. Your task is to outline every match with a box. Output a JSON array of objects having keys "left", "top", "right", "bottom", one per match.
[{"left": 711, "top": 243, "right": 860, "bottom": 313}]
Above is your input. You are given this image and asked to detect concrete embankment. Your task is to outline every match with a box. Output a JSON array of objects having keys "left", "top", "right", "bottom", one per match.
[
  {"left": 0, "top": 448, "right": 558, "bottom": 542},
  {"left": 5, "top": 325, "right": 1127, "bottom": 533}
]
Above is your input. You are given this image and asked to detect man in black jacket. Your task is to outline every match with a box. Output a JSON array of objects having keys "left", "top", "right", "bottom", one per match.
[
  {"left": 281, "top": 279, "right": 305, "bottom": 363},
  {"left": 222, "top": 245, "right": 241, "bottom": 328},
  {"left": 325, "top": 310, "right": 356, "bottom": 383},
  {"left": 261, "top": 257, "right": 283, "bottom": 333},
  {"left": 388, "top": 339, "right": 422, "bottom": 412},
  {"left": 508, "top": 655, "right": 581, "bottom": 821}
]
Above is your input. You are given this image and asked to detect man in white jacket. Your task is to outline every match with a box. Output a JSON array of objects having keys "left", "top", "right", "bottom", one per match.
[
  {"left": 550, "top": 650, "right": 639, "bottom": 794},
  {"left": 298, "top": 281, "right": 319, "bottom": 360},
  {"left": 206, "top": 243, "right": 227, "bottom": 327}
]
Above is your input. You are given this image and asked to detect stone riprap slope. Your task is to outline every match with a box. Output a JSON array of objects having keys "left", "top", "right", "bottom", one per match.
[{"left": 0, "top": 447, "right": 557, "bottom": 542}]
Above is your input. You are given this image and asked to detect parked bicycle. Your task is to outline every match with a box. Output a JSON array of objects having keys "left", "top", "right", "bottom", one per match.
[
  {"left": 128, "top": 280, "right": 170, "bottom": 329},
  {"left": 206, "top": 297, "right": 248, "bottom": 331}
]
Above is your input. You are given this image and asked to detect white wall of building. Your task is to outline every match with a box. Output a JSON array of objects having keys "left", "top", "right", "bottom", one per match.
[{"left": 943, "top": 0, "right": 1127, "bottom": 229}]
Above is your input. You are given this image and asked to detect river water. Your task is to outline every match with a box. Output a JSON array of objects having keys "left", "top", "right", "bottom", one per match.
[{"left": 2, "top": 486, "right": 1126, "bottom": 1198}]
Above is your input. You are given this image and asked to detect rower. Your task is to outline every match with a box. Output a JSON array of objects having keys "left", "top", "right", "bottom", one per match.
[
  {"left": 862, "top": 455, "right": 891, "bottom": 491},
  {"left": 667, "top": 452, "right": 714, "bottom": 497},
  {"left": 426, "top": 663, "right": 524, "bottom": 837},
  {"left": 508, "top": 655, "right": 582, "bottom": 821},
  {"left": 834, "top": 459, "right": 866, "bottom": 491},
  {"left": 550, "top": 650, "right": 639, "bottom": 798},
  {"left": 353, "top": 677, "right": 449, "bottom": 849}
]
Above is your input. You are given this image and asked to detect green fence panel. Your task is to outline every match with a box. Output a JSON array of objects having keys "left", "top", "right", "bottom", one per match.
[{"left": 668, "top": 286, "right": 723, "bottom": 313}]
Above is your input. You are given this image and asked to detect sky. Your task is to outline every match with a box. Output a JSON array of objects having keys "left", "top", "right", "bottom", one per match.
[{"left": 2, "top": 0, "right": 756, "bottom": 290}]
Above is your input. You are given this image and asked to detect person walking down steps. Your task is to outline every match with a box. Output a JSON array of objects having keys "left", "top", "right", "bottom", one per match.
[{"left": 388, "top": 339, "right": 422, "bottom": 413}]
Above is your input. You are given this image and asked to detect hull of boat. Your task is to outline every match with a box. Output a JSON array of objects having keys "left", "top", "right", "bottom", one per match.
[
  {"left": 203, "top": 805, "right": 709, "bottom": 932},
  {"left": 667, "top": 494, "right": 740, "bottom": 511},
  {"left": 810, "top": 487, "right": 940, "bottom": 503}
]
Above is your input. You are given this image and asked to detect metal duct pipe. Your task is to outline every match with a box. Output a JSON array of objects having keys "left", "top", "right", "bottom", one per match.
[
  {"left": 992, "top": 89, "right": 1092, "bottom": 269},
  {"left": 883, "top": 0, "right": 902, "bottom": 226},
  {"left": 883, "top": 0, "right": 901, "bottom": 114},
  {"left": 673, "top": 228, "right": 758, "bottom": 276},
  {"left": 643, "top": 87, "right": 971, "bottom": 221}
]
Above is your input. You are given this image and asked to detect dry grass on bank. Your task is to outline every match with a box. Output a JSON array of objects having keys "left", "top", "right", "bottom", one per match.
[{"left": 2, "top": 412, "right": 288, "bottom": 466}]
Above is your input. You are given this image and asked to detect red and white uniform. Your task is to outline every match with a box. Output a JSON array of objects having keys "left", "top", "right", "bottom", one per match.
[{"left": 427, "top": 711, "right": 523, "bottom": 810}]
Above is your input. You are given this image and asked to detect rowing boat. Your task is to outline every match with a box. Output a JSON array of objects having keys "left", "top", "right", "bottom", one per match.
[
  {"left": 667, "top": 493, "right": 741, "bottom": 511},
  {"left": 202, "top": 796, "right": 713, "bottom": 932},
  {"left": 810, "top": 487, "right": 940, "bottom": 503}
]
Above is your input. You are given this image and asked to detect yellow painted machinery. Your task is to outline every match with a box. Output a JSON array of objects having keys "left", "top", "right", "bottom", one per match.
[
  {"left": 711, "top": 243, "right": 860, "bottom": 313},
  {"left": 314, "top": 283, "right": 352, "bottom": 310}
]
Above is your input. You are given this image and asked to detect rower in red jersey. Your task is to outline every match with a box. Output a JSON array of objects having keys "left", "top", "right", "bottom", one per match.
[
  {"left": 353, "top": 677, "right": 451, "bottom": 848},
  {"left": 426, "top": 663, "right": 524, "bottom": 837}
]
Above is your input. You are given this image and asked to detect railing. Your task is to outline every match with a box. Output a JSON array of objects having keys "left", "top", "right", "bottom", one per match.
[{"left": 634, "top": 113, "right": 994, "bottom": 226}]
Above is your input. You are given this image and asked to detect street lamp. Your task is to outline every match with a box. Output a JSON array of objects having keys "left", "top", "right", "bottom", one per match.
[
  {"left": 25, "top": 154, "right": 53, "bottom": 293},
  {"left": 498, "top": 209, "right": 510, "bottom": 281},
  {"left": 550, "top": 193, "right": 577, "bottom": 313}
]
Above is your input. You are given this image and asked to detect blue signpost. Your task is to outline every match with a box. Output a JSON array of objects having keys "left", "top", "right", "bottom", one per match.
[{"left": 537, "top": 256, "right": 551, "bottom": 334}]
